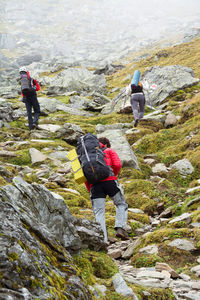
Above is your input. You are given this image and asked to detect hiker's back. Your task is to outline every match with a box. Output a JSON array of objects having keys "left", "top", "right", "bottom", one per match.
[
  {"left": 76, "top": 133, "right": 110, "bottom": 184},
  {"left": 19, "top": 71, "right": 35, "bottom": 97}
]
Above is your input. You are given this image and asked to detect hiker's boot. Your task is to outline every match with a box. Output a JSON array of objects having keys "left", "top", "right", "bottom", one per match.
[
  {"left": 116, "top": 227, "right": 129, "bottom": 240},
  {"left": 134, "top": 119, "right": 139, "bottom": 127},
  {"left": 33, "top": 123, "right": 38, "bottom": 130}
]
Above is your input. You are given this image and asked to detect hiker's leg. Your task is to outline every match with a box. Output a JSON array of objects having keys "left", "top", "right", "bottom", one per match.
[
  {"left": 91, "top": 183, "right": 107, "bottom": 242},
  {"left": 111, "top": 183, "right": 128, "bottom": 230},
  {"left": 32, "top": 95, "right": 40, "bottom": 125},
  {"left": 24, "top": 99, "right": 33, "bottom": 130},
  {"left": 92, "top": 198, "right": 107, "bottom": 243},
  {"left": 130, "top": 95, "right": 139, "bottom": 120},
  {"left": 138, "top": 94, "right": 146, "bottom": 119}
]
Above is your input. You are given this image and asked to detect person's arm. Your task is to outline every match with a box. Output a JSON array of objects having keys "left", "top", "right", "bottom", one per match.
[
  {"left": 85, "top": 181, "right": 91, "bottom": 192},
  {"left": 125, "top": 84, "right": 131, "bottom": 96},
  {"left": 33, "top": 79, "right": 40, "bottom": 91},
  {"left": 109, "top": 149, "right": 121, "bottom": 176}
]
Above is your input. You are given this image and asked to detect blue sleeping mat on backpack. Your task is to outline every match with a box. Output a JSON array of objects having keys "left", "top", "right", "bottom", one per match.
[{"left": 131, "top": 70, "right": 141, "bottom": 86}]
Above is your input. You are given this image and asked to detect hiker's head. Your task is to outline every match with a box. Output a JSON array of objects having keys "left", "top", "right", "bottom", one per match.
[
  {"left": 98, "top": 137, "right": 111, "bottom": 148},
  {"left": 19, "top": 66, "right": 27, "bottom": 74}
]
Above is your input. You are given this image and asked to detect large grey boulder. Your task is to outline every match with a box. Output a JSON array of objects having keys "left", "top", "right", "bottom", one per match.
[
  {"left": 143, "top": 65, "right": 199, "bottom": 106},
  {"left": 0, "top": 100, "right": 16, "bottom": 122},
  {"left": 38, "top": 97, "right": 93, "bottom": 116},
  {"left": 1, "top": 176, "right": 81, "bottom": 252},
  {"left": 47, "top": 67, "right": 107, "bottom": 95},
  {"left": 0, "top": 199, "right": 92, "bottom": 299},
  {"left": 56, "top": 123, "right": 84, "bottom": 145},
  {"left": 96, "top": 127, "right": 139, "bottom": 169}
]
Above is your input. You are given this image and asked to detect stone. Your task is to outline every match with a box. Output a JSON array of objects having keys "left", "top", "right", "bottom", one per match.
[
  {"left": 29, "top": 148, "right": 47, "bottom": 164},
  {"left": 128, "top": 208, "right": 144, "bottom": 214},
  {"left": 186, "top": 186, "right": 200, "bottom": 194},
  {"left": 152, "top": 163, "right": 168, "bottom": 174},
  {"left": 38, "top": 124, "right": 61, "bottom": 132},
  {"left": 122, "top": 238, "right": 141, "bottom": 259},
  {"left": 108, "top": 249, "right": 122, "bottom": 259},
  {"left": 171, "top": 158, "right": 194, "bottom": 175},
  {"left": 155, "top": 262, "right": 179, "bottom": 279},
  {"left": 112, "top": 273, "right": 134, "bottom": 297},
  {"left": 136, "top": 270, "right": 166, "bottom": 279},
  {"left": 169, "top": 212, "right": 191, "bottom": 224},
  {"left": 139, "top": 244, "right": 158, "bottom": 255},
  {"left": 97, "top": 129, "right": 139, "bottom": 169},
  {"left": 164, "top": 112, "right": 177, "bottom": 127},
  {"left": 191, "top": 265, "right": 200, "bottom": 273},
  {"left": 168, "top": 239, "right": 195, "bottom": 251}
]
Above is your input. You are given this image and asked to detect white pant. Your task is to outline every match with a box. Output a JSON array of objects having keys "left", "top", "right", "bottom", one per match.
[{"left": 92, "top": 188, "right": 128, "bottom": 243}]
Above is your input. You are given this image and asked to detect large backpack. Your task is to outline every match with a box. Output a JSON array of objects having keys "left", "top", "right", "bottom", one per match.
[
  {"left": 131, "top": 81, "right": 143, "bottom": 94},
  {"left": 76, "top": 133, "right": 111, "bottom": 184},
  {"left": 20, "top": 73, "right": 35, "bottom": 96}
]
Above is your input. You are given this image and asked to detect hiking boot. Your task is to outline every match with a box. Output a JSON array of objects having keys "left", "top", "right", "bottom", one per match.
[
  {"left": 116, "top": 227, "right": 129, "bottom": 240},
  {"left": 134, "top": 119, "right": 139, "bottom": 127},
  {"left": 32, "top": 123, "right": 38, "bottom": 130}
]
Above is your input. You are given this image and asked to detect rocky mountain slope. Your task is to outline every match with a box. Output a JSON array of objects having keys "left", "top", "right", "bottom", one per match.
[{"left": 0, "top": 35, "right": 200, "bottom": 299}]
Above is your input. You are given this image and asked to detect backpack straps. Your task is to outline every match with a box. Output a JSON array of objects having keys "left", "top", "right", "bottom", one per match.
[{"left": 80, "top": 136, "right": 94, "bottom": 173}]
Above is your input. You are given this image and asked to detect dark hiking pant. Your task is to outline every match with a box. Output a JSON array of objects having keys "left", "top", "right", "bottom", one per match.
[
  {"left": 90, "top": 180, "right": 128, "bottom": 242},
  {"left": 130, "top": 93, "right": 145, "bottom": 120},
  {"left": 24, "top": 95, "right": 40, "bottom": 130}
]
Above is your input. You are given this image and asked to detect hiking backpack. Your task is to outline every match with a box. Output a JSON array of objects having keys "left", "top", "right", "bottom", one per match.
[
  {"left": 20, "top": 73, "right": 35, "bottom": 96},
  {"left": 76, "top": 133, "right": 111, "bottom": 184},
  {"left": 131, "top": 82, "right": 143, "bottom": 94}
]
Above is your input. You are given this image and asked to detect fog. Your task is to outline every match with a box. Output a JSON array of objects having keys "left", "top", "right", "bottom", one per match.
[{"left": 1, "top": 0, "right": 200, "bottom": 65}]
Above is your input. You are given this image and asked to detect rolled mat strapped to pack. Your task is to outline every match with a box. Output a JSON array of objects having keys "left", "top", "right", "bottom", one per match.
[
  {"left": 67, "top": 149, "right": 87, "bottom": 184},
  {"left": 131, "top": 70, "right": 141, "bottom": 86}
]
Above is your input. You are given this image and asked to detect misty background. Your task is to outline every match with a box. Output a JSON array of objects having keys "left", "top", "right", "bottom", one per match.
[{"left": 0, "top": 0, "right": 200, "bottom": 67}]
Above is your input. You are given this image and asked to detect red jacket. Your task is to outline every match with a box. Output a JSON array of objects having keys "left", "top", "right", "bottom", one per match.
[
  {"left": 85, "top": 143, "right": 122, "bottom": 191},
  {"left": 21, "top": 71, "right": 40, "bottom": 97}
]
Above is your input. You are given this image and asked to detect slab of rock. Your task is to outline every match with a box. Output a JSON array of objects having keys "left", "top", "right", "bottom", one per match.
[
  {"left": 38, "top": 124, "right": 61, "bottom": 132},
  {"left": 168, "top": 239, "right": 196, "bottom": 251},
  {"left": 29, "top": 148, "right": 47, "bottom": 164},
  {"left": 122, "top": 238, "right": 142, "bottom": 259},
  {"left": 186, "top": 186, "right": 200, "bottom": 194},
  {"left": 169, "top": 212, "right": 191, "bottom": 224},
  {"left": 108, "top": 249, "right": 122, "bottom": 259},
  {"left": 152, "top": 163, "right": 168, "bottom": 174},
  {"left": 139, "top": 244, "right": 158, "bottom": 255},
  {"left": 0, "top": 150, "right": 17, "bottom": 157},
  {"left": 156, "top": 262, "right": 179, "bottom": 279},
  {"left": 112, "top": 273, "right": 134, "bottom": 297}
]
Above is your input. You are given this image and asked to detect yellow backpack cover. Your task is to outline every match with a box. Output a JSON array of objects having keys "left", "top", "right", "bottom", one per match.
[{"left": 67, "top": 149, "right": 87, "bottom": 184}]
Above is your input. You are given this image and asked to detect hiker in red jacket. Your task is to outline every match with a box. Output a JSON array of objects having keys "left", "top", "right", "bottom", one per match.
[
  {"left": 19, "top": 66, "right": 40, "bottom": 130},
  {"left": 85, "top": 137, "right": 129, "bottom": 243}
]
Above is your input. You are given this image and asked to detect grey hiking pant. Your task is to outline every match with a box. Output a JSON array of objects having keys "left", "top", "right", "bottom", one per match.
[
  {"left": 130, "top": 93, "right": 145, "bottom": 120},
  {"left": 91, "top": 181, "right": 128, "bottom": 243}
]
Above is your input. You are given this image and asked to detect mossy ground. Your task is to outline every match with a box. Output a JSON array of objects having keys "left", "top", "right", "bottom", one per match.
[{"left": 1, "top": 36, "right": 200, "bottom": 298}]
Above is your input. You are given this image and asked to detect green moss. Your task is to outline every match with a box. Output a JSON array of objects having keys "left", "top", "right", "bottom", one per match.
[
  {"left": 3, "top": 149, "right": 31, "bottom": 166},
  {"left": 73, "top": 254, "right": 95, "bottom": 285},
  {"left": 131, "top": 253, "right": 163, "bottom": 268},
  {"left": 73, "top": 249, "right": 118, "bottom": 286},
  {"left": 0, "top": 175, "right": 8, "bottom": 186},
  {"left": 128, "top": 212, "right": 150, "bottom": 224},
  {"left": 8, "top": 252, "right": 19, "bottom": 261}
]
